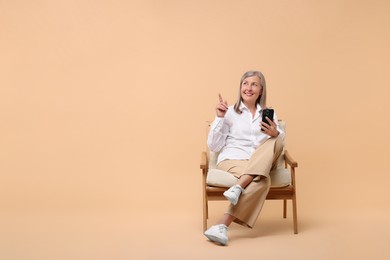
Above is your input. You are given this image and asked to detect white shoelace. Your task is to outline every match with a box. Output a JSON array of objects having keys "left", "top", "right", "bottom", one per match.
[
  {"left": 231, "top": 186, "right": 242, "bottom": 196},
  {"left": 219, "top": 225, "right": 227, "bottom": 233}
]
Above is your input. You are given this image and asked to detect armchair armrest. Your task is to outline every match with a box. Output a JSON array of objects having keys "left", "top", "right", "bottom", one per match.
[
  {"left": 200, "top": 151, "right": 208, "bottom": 171},
  {"left": 284, "top": 150, "right": 298, "bottom": 168}
]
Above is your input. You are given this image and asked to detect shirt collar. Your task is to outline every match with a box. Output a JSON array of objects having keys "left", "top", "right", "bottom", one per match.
[{"left": 239, "top": 101, "right": 262, "bottom": 112}]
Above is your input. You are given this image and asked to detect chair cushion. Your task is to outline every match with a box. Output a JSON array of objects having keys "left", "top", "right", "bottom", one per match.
[
  {"left": 206, "top": 168, "right": 291, "bottom": 188},
  {"left": 206, "top": 169, "right": 238, "bottom": 188},
  {"left": 208, "top": 151, "right": 219, "bottom": 169},
  {"left": 269, "top": 168, "right": 291, "bottom": 188}
]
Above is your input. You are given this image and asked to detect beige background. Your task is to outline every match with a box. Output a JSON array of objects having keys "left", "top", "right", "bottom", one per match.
[{"left": 1, "top": 0, "right": 390, "bottom": 259}]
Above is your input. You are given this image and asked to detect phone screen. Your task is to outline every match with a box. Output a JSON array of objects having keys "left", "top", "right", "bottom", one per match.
[{"left": 261, "top": 108, "right": 274, "bottom": 128}]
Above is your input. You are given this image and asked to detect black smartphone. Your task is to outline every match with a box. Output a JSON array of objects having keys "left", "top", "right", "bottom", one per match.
[{"left": 261, "top": 108, "right": 274, "bottom": 130}]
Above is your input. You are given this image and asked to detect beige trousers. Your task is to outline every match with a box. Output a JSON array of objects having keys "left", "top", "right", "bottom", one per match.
[{"left": 217, "top": 135, "right": 284, "bottom": 228}]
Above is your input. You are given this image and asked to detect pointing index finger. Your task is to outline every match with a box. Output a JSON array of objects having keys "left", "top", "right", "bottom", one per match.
[{"left": 218, "top": 93, "right": 223, "bottom": 103}]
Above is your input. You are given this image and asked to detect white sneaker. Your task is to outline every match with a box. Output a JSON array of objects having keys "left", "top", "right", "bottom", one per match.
[
  {"left": 204, "top": 224, "right": 228, "bottom": 245},
  {"left": 223, "top": 184, "right": 244, "bottom": 205}
]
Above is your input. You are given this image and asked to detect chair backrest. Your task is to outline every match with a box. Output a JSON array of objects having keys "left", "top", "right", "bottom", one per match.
[{"left": 208, "top": 120, "right": 287, "bottom": 169}]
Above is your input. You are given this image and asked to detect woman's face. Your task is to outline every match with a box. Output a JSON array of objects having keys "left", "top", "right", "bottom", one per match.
[{"left": 240, "top": 75, "right": 262, "bottom": 106}]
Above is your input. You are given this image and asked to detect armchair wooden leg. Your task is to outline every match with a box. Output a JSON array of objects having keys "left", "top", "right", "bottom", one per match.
[
  {"left": 292, "top": 195, "right": 298, "bottom": 234},
  {"left": 283, "top": 199, "right": 287, "bottom": 218},
  {"left": 206, "top": 199, "right": 209, "bottom": 219},
  {"left": 203, "top": 215, "right": 207, "bottom": 232},
  {"left": 203, "top": 192, "right": 208, "bottom": 232}
]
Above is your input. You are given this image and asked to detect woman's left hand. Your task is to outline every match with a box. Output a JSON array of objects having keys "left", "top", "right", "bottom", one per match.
[{"left": 260, "top": 117, "right": 279, "bottom": 137}]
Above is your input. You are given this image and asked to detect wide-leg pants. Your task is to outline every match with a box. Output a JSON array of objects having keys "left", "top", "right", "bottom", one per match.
[{"left": 216, "top": 135, "right": 284, "bottom": 228}]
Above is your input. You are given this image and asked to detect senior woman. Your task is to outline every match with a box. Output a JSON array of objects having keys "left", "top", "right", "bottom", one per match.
[{"left": 204, "top": 70, "right": 285, "bottom": 246}]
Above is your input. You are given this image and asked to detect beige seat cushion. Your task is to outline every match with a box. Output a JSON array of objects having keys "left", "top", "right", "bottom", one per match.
[
  {"left": 206, "top": 169, "right": 237, "bottom": 187},
  {"left": 206, "top": 168, "right": 291, "bottom": 188}
]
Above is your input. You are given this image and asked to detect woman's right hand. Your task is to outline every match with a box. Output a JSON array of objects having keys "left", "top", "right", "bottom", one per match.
[{"left": 216, "top": 93, "right": 228, "bottom": 118}]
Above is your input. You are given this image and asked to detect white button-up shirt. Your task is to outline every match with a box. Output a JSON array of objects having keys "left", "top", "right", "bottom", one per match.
[{"left": 207, "top": 102, "right": 285, "bottom": 165}]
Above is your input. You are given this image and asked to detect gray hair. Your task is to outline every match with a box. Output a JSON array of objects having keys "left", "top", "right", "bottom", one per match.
[{"left": 233, "top": 70, "right": 267, "bottom": 114}]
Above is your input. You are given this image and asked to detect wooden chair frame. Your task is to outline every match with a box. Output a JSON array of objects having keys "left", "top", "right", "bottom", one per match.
[{"left": 200, "top": 149, "right": 299, "bottom": 234}]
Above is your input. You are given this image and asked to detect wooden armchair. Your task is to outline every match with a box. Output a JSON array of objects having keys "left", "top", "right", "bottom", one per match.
[{"left": 200, "top": 120, "right": 299, "bottom": 234}]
